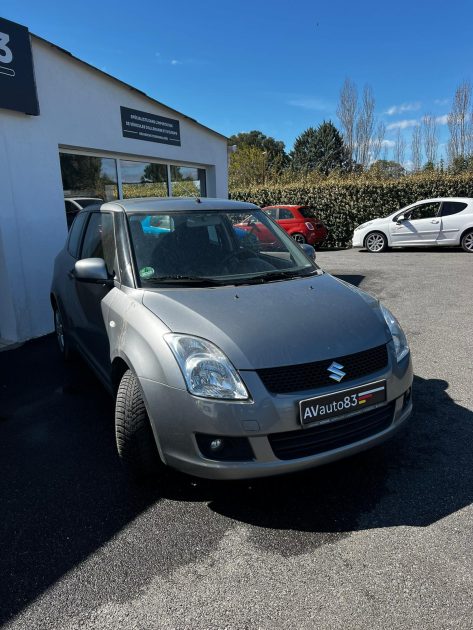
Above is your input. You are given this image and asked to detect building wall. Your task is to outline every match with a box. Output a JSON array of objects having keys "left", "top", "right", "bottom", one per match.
[{"left": 0, "top": 36, "right": 228, "bottom": 342}]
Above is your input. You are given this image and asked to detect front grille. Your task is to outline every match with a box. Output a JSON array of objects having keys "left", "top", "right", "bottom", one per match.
[
  {"left": 257, "top": 344, "right": 388, "bottom": 394},
  {"left": 269, "top": 402, "right": 395, "bottom": 460}
]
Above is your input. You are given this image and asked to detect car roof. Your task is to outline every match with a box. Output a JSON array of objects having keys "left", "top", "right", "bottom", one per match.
[
  {"left": 263, "top": 205, "right": 305, "bottom": 209},
  {"left": 100, "top": 197, "right": 260, "bottom": 214}
]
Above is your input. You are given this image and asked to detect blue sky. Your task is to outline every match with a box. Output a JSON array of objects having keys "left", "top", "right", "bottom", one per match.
[{"left": 3, "top": 0, "right": 473, "bottom": 164}]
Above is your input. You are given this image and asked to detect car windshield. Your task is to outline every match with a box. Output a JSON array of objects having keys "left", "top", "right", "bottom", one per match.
[{"left": 128, "top": 208, "right": 319, "bottom": 286}]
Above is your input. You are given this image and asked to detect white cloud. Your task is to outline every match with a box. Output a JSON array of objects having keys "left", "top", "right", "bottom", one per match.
[
  {"left": 381, "top": 139, "right": 395, "bottom": 148},
  {"left": 171, "top": 59, "right": 182, "bottom": 65},
  {"left": 385, "top": 102, "right": 421, "bottom": 116},
  {"left": 287, "top": 98, "right": 331, "bottom": 111},
  {"left": 386, "top": 119, "right": 420, "bottom": 130},
  {"left": 435, "top": 98, "right": 450, "bottom": 106},
  {"left": 435, "top": 114, "right": 449, "bottom": 125}
]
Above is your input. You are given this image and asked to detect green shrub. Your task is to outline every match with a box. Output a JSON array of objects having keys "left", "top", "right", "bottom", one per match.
[{"left": 229, "top": 174, "right": 473, "bottom": 247}]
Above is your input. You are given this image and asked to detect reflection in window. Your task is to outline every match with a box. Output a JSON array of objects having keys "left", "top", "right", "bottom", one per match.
[
  {"left": 60, "top": 153, "right": 118, "bottom": 202},
  {"left": 171, "top": 166, "right": 206, "bottom": 197},
  {"left": 121, "top": 161, "right": 168, "bottom": 198}
]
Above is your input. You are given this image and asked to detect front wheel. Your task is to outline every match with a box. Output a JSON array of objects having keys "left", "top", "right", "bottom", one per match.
[
  {"left": 365, "top": 231, "right": 388, "bottom": 253},
  {"left": 115, "top": 369, "right": 163, "bottom": 479},
  {"left": 292, "top": 233, "right": 306, "bottom": 244},
  {"left": 53, "top": 305, "right": 74, "bottom": 361},
  {"left": 461, "top": 230, "right": 473, "bottom": 253}
]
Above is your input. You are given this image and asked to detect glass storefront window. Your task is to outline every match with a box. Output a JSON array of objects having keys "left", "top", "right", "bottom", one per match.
[
  {"left": 60, "top": 153, "right": 119, "bottom": 228},
  {"left": 121, "top": 160, "right": 168, "bottom": 198},
  {"left": 60, "top": 153, "right": 118, "bottom": 201},
  {"left": 170, "top": 165, "right": 206, "bottom": 197}
]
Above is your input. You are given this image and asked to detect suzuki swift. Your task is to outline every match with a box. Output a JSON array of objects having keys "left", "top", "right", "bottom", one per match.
[{"left": 51, "top": 198, "right": 413, "bottom": 481}]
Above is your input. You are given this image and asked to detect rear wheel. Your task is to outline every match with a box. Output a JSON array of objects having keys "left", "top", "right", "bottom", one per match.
[
  {"left": 461, "top": 230, "right": 473, "bottom": 253},
  {"left": 115, "top": 369, "right": 163, "bottom": 480},
  {"left": 292, "top": 233, "right": 306, "bottom": 244},
  {"left": 365, "top": 231, "right": 388, "bottom": 253}
]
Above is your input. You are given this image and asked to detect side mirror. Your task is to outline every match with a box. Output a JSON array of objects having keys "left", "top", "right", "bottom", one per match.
[
  {"left": 74, "top": 258, "right": 114, "bottom": 286},
  {"left": 301, "top": 243, "right": 316, "bottom": 260},
  {"left": 395, "top": 214, "right": 405, "bottom": 223}
]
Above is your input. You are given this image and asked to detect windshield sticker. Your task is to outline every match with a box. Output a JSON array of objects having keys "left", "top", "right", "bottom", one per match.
[{"left": 140, "top": 266, "right": 155, "bottom": 279}]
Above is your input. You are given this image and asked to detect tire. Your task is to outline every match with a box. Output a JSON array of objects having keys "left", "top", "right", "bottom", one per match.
[
  {"left": 365, "top": 231, "right": 388, "bottom": 253},
  {"left": 115, "top": 369, "right": 162, "bottom": 479},
  {"left": 53, "top": 305, "right": 75, "bottom": 361},
  {"left": 292, "top": 233, "right": 307, "bottom": 244},
  {"left": 461, "top": 229, "right": 473, "bottom": 253}
]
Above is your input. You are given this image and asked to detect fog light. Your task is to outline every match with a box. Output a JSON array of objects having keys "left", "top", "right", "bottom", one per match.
[{"left": 210, "top": 438, "right": 224, "bottom": 451}]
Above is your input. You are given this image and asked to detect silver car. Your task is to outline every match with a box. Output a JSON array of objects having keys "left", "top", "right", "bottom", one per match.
[{"left": 51, "top": 197, "right": 413, "bottom": 481}]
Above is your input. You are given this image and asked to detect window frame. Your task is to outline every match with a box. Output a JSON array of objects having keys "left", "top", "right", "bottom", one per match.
[{"left": 79, "top": 211, "right": 119, "bottom": 281}]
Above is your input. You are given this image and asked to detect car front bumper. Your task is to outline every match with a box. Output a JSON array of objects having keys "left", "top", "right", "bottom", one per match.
[
  {"left": 139, "top": 347, "right": 413, "bottom": 480},
  {"left": 351, "top": 230, "right": 365, "bottom": 248}
]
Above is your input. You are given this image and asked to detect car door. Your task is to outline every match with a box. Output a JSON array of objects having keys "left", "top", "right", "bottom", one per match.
[
  {"left": 69, "top": 211, "right": 118, "bottom": 380},
  {"left": 389, "top": 202, "right": 441, "bottom": 245},
  {"left": 277, "top": 207, "right": 298, "bottom": 234},
  {"left": 437, "top": 200, "right": 469, "bottom": 245}
]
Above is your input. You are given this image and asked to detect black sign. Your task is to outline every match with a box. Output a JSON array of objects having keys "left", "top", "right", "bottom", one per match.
[
  {"left": 120, "top": 106, "right": 181, "bottom": 146},
  {"left": 0, "top": 17, "right": 39, "bottom": 115}
]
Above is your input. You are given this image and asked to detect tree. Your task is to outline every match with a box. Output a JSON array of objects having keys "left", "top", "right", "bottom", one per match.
[
  {"left": 368, "top": 160, "right": 405, "bottom": 179},
  {"left": 355, "top": 85, "right": 376, "bottom": 169},
  {"left": 228, "top": 144, "right": 268, "bottom": 188},
  {"left": 448, "top": 81, "right": 473, "bottom": 162},
  {"left": 291, "top": 121, "right": 351, "bottom": 174},
  {"left": 411, "top": 126, "right": 422, "bottom": 172},
  {"left": 337, "top": 78, "right": 358, "bottom": 165},
  {"left": 422, "top": 114, "right": 439, "bottom": 165},
  {"left": 393, "top": 129, "right": 406, "bottom": 167},
  {"left": 227, "top": 130, "right": 288, "bottom": 171}
]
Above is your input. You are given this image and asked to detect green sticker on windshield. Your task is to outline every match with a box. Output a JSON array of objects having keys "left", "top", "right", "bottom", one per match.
[{"left": 140, "top": 266, "right": 155, "bottom": 279}]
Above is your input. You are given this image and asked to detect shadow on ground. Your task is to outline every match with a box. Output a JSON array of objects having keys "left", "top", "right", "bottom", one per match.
[
  {"left": 1, "top": 336, "right": 473, "bottom": 623},
  {"left": 358, "top": 246, "right": 465, "bottom": 254}
]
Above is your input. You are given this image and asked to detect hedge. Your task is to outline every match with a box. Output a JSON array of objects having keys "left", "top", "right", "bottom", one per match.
[{"left": 229, "top": 174, "right": 473, "bottom": 248}]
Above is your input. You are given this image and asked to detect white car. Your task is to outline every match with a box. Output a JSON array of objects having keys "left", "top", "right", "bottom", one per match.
[{"left": 352, "top": 197, "right": 473, "bottom": 253}]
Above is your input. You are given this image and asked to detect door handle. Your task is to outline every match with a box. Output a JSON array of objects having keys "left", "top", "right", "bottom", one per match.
[{"left": 431, "top": 220, "right": 440, "bottom": 224}]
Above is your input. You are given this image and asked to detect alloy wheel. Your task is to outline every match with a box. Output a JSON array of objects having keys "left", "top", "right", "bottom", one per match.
[
  {"left": 366, "top": 233, "right": 386, "bottom": 252},
  {"left": 463, "top": 232, "right": 473, "bottom": 252},
  {"left": 54, "top": 308, "right": 65, "bottom": 353}
]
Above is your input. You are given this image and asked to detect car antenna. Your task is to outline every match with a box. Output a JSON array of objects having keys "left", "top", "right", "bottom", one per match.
[{"left": 196, "top": 198, "right": 201, "bottom": 203}]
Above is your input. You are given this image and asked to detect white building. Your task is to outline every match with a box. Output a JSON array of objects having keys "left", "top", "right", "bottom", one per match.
[{"left": 0, "top": 18, "right": 228, "bottom": 344}]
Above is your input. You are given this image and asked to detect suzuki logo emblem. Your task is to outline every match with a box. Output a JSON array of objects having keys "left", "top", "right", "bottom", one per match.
[{"left": 327, "top": 362, "right": 346, "bottom": 382}]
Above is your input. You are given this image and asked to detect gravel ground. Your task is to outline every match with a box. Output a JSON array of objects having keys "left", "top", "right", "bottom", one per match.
[{"left": 1, "top": 246, "right": 472, "bottom": 630}]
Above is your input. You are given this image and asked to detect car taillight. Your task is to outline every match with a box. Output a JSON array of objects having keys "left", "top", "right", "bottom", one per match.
[{"left": 305, "top": 222, "right": 314, "bottom": 230}]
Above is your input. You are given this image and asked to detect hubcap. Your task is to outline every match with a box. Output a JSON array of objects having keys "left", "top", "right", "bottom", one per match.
[
  {"left": 293, "top": 234, "right": 305, "bottom": 244},
  {"left": 55, "top": 309, "right": 65, "bottom": 352},
  {"left": 366, "top": 234, "right": 385, "bottom": 252},
  {"left": 464, "top": 233, "right": 473, "bottom": 251}
]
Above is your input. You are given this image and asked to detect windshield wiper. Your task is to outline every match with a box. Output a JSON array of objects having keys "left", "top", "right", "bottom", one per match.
[
  {"left": 236, "top": 268, "right": 318, "bottom": 284},
  {"left": 143, "top": 275, "right": 227, "bottom": 286}
]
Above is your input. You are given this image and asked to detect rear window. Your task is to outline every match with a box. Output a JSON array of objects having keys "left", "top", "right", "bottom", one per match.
[
  {"left": 441, "top": 201, "right": 468, "bottom": 217},
  {"left": 298, "top": 207, "right": 319, "bottom": 218}
]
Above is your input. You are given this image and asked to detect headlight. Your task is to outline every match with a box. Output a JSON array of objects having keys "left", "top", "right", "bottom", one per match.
[
  {"left": 164, "top": 334, "right": 249, "bottom": 400},
  {"left": 355, "top": 221, "right": 373, "bottom": 231},
  {"left": 380, "top": 305, "right": 409, "bottom": 362}
]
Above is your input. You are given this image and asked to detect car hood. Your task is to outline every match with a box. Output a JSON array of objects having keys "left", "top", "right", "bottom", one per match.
[{"left": 142, "top": 274, "right": 391, "bottom": 370}]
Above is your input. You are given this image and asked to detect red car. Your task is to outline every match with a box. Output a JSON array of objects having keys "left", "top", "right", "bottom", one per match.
[{"left": 262, "top": 205, "right": 328, "bottom": 246}]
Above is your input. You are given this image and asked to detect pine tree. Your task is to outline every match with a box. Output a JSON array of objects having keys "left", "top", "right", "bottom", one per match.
[{"left": 291, "top": 121, "right": 351, "bottom": 174}]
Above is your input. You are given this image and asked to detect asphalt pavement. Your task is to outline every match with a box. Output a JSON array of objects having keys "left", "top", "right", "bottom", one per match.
[{"left": 1, "top": 246, "right": 472, "bottom": 629}]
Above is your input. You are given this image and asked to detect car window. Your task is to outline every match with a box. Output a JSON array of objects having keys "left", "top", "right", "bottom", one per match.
[
  {"left": 67, "top": 212, "right": 88, "bottom": 258},
  {"left": 279, "top": 208, "right": 295, "bottom": 220},
  {"left": 80, "top": 212, "right": 116, "bottom": 275},
  {"left": 440, "top": 201, "right": 468, "bottom": 217},
  {"left": 298, "top": 207, "right": 318, "bottom": 219},
  {"left": 264, "top": 208, "right": 278, "bottom": 220},
  {"left": 406, "top": 202, "right": 441, "bottom": 221}
]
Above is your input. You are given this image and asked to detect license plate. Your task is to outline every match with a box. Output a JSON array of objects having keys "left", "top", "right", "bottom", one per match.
[{"left": 299, "top": 380, "right": 387, "bottom": 426}]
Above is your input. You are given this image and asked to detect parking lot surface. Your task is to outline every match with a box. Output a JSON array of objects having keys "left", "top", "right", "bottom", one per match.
[{"left": 1, "top": 247, "right": 472, "bottom": 629}]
